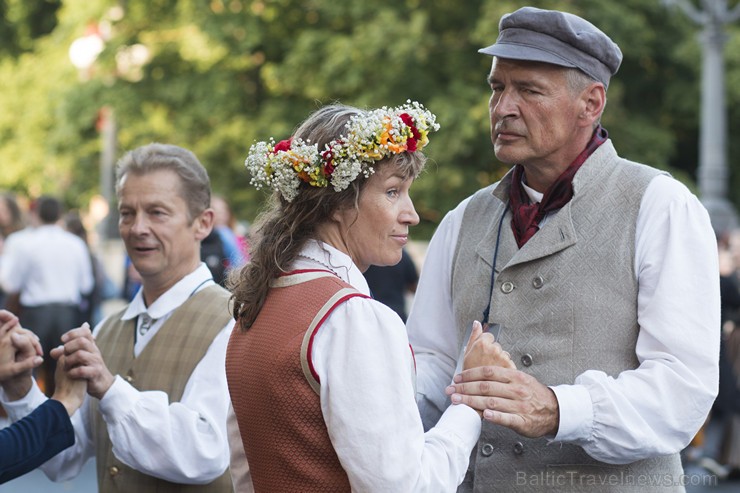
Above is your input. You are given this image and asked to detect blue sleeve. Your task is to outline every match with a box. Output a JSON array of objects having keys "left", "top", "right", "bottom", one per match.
[
  {"left": 0, "top": 400, "right": 75, "bottom": 484},
  {"left": 216, "top": 227, "right": 245, "bottom": 267}
]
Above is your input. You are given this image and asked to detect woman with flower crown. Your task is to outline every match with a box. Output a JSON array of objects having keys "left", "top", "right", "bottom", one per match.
[{"left": 225, "top": 102, "right": 514, "bottom": 492}]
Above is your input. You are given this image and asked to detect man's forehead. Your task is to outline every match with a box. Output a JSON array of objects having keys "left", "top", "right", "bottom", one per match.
[
  {"left": 120, "top": 169, "right": 183, "bottom": 191},
  {"left": 488, "top": 58, "right": 570, "bottom": 88},
  {"left": 118, "top": 171, "right": 185, "bottom": 204},
  {"left": 490, "top": 57, "right": 568, "bottom": 74}
]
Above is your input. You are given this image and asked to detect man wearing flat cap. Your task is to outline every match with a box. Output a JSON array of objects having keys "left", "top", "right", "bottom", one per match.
[{"left": 408, "top": 7, "right": 719, "bottom": 492}]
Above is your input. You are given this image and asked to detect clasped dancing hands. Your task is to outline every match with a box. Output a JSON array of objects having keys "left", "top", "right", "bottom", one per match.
[
  {"left": 0, "top": 310, "right": 43, "bottom": 387},
  {"left": 0, "top": 309, "right": 86, "bottom": 416},
  {"left": 450, "top": 320, "right": 560, "bottom": 438},
  {"left": 54, "top": 324, "right": 115, "bottom": 400}
]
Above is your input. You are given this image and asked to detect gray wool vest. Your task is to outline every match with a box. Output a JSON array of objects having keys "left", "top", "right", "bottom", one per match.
[{"left": 451, "top": 140, "right": 685, "bottom": 492}]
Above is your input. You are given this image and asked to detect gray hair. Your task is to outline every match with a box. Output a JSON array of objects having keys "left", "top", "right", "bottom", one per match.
[
  {"left": 565, "top": 67, "right": 599, "bottom": 95},
  {"left": 115, "top": 143, "right": 211, "bottom": 222},
  {"left": 565, "top": 67, "right": 607, "bottom": 126}
]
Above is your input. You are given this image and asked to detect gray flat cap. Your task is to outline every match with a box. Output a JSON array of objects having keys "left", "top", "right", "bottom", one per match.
[{"left": 479, "top": 7, "right": 622, "bottom": 88}]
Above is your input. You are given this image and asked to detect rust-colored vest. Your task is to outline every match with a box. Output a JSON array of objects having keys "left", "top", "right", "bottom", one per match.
[
  {"left": 93, "top": 284, "right": 234, "bottom": 493},
  {"left": 226, "top": 271, "right": 367, "bottom": 493}
]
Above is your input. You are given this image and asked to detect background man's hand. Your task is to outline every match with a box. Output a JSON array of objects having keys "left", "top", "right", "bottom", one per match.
[
  {"left": 55, "top": 323, "right": 115, "bottom": 400},
  {"left": 50, "top": 350, "right": 87, "bottom": 416}
]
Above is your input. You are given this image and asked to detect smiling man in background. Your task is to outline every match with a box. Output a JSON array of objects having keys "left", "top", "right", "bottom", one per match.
[{"left": 1, "top": 143, "right": 235, "bottom": 492}]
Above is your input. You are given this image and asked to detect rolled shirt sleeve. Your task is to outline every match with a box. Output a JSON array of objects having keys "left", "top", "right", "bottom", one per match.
[{"left": 552, "top": 176, "right": 719, "bottom": 463}]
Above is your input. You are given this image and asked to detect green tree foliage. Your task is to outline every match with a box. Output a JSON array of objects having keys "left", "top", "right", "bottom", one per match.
[
  {"left": 0, "top": 0, "right": 737, "bottom": 238},
  {"left": 0, "top": 0, "right": 61, "bottom": 56}
]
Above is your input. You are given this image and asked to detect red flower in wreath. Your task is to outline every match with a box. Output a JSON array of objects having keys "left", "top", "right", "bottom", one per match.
[
  {"left": 272, "top": 138, "right": 292, "bottom": 153},
  {"left": 399, "top": 113, "right": 420, "bottom": 152},
  {"left": 321, "top": 149, "right": 336, "bottom": 176}
]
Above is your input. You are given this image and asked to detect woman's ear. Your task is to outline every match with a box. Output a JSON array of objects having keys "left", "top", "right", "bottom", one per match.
[
  {"left": 330, "top": 208, "right": 344, "bottom": 224},
  {"left": 330, "top": 202, "right": 354, "bottom": 225}
]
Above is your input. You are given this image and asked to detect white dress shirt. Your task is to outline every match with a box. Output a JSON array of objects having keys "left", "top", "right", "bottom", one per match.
[
  {"left": 407, "top": 174, "right": 720, "bottom": 464},
  {"left": 1, "top": 225, "right": 93, "bottom": 306},
  {"left": 228, "top": 240, "right": 482, "bottom": 492},
  {"left": 1, "top": 263, "right": 234, "bottom": 483}
]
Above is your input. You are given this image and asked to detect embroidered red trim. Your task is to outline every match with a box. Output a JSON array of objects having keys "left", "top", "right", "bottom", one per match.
[{"left": 305, "top": 293, "right": 370, "bottom": 384}]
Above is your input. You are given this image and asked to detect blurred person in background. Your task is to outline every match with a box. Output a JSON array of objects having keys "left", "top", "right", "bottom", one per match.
[
  {"left": 0, "top": 193, "right": 25, "bottom": 240},
  {"left": 64, "top": 211, "right": 117, "bottom": 327},
  {"left": 201, "top": 196, "right": 247, "bottom": 286},
  {"left": 688, "top": 236, "right": 740, "bottom": 479},
  {"left": 363, "top": 247, "right": 418, "bottom": 322},
  {"left": 122, "top": 255, "right": 142, "bottom": 301},
  {"left": 200, "top": 229, "right": 230, "bottom": 286},
  {"left": 0, "top": 196, "right": 93, "bottom": 396},
  {"left": 712, "top": 231, "right": 740, "bottom": 479},
  {"left": 0, "top": 193, "right": 26, "bottom": 310},
  {"left": 212, "top": 195, "right": 247, "bottom": 268}
]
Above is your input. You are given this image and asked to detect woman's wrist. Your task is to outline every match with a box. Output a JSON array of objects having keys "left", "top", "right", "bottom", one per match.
[{"left": 51, "top": 391, "right": 78, "bottom": 416}]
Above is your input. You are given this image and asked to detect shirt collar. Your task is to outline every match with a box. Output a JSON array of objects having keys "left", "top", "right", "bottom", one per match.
[
  {"left": 294, "top": 240, "right": 371, "bottom": 296},
  {"left": 522, "top": 179, "right": 544, "bottom": 204},
  {"left": 122, "top": 263, "right": 215, "bottom": 321}
]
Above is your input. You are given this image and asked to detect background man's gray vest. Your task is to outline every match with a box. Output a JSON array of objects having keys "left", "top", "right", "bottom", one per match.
[{"left": 451, "top": 141, "right": 684, "bottom": 492}]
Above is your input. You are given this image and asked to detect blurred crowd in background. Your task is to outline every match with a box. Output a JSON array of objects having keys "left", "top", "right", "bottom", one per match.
[{"left": 0, "top": 191, "right": 250, "bottom": 395}]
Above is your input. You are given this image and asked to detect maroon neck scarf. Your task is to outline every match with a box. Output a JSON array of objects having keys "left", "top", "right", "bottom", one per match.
[{"left": 509, "top": 126, "right": 608, "bottom": 248}]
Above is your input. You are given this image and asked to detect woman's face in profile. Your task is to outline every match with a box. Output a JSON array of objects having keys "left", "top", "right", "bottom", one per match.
[{"left": 333, "top": 164, "right": 419, "bottom": 272}]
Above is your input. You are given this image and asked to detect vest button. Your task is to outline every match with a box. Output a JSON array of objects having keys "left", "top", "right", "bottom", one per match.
[
  {"left": 513, "top": 442, "right": 524, "bottom": 455},
  {"left": 521, "top": 353, "right": 533, "bottom": 367},
  {"left": 532, "top": 276, "right": 544, "bottom": 289},
  {"left": 501, "top": 281, "right": 515, "bottom": 294},
  {"left": 125, "top": 375, "right": 134, "bottom": 384},
  {"left": 480, "top": 443, "right": 494, "bottom": 457},
  {"left": 109, "top": 465, "right": 120, "bottom": 477}
]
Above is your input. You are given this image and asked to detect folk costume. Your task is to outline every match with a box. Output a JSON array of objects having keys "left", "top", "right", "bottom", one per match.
[
  {"left": 408, "top": 139, "right": 719, "bottom": 492},
  {"left": 227, "top": 241, "right": 481, "bottom": 492}
]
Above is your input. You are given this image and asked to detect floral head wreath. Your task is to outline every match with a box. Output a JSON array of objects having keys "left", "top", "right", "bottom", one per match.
[{"left": 245, "top": 100, "right": 440, "bottom": 202}]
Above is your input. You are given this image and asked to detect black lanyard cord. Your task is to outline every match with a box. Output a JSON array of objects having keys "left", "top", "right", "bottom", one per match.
[{"left": 481, "top": 203, "right": 509, "bottom": 328}]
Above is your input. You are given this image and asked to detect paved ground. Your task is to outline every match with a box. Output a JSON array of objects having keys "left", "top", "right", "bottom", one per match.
[
  {"left": 1, "top": 460, "right": 736, "bottom": 492},
  {"left": 684, "top": 466, "right": 739, "bottom": 493},
  {"left": 685, "top": 414, "right": 740, "bottom": 492},
  {"left": 0, "top": 459, "right": 97, "bottom": 492}
]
